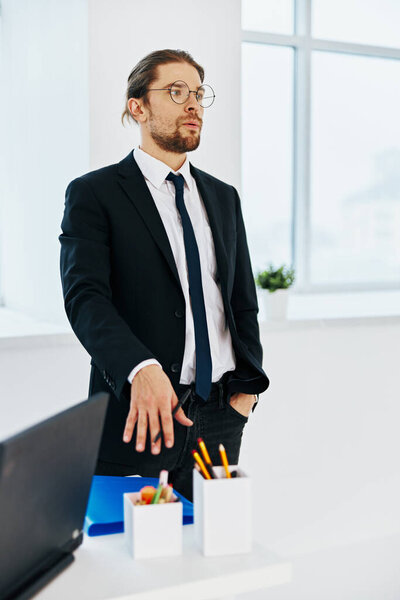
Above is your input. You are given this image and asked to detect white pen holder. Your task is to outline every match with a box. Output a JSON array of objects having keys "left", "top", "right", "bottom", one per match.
[
  {"left": 193, "top": 465, "right": 252, "bottom": 556},
  {"left": 123, "top": 491, "right": 183, "bottom": 559}
]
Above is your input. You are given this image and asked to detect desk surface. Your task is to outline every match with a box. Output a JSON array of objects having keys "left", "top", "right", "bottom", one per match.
[{"left": 37, "top": 525, "right": 292, "bottom": 600}]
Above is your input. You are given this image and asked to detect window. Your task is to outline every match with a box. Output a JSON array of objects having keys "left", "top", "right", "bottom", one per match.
[
  {"left": 242, "top": 0, "right": 400, "bottom": 292},
  {"left": 242, "top": 0, "right": 294, "bottom": 35},
  {"left": 241, "top": 42, "right": 294, "bottom": 272}
]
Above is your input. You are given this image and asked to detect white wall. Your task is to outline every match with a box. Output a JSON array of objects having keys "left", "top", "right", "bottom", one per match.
[
  {"left": 1, "top": 320, "right": 399, "bottom": 566},
  {"left": 0, "top": 0, "right": 89, "bottom": 323},
  {"left": 242, "top": 320, "right": 400, "bottom": 557},
  {"left": 0, "top": 0, "right": 241, "bottom": 326},
  {"left": 87, "top": 0, "right": 242, "bottom": 191}
]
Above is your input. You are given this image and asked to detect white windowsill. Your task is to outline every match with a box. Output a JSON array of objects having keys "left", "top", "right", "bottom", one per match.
[
  {"left": 257, "top": 289, "right": 400, "bottom": 331},
  {"left": 0, "top": 308, "right": 74, "bottom": 349},
  {"left": 0, "top": 290, "right": 399, "bottom": 348}
]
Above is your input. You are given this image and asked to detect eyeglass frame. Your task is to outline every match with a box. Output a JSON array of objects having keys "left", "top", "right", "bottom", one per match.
[{"left": 144, "top": 80, "right": 215, "bottom": 107}]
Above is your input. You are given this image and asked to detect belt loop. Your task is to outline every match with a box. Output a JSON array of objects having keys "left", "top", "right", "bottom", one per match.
[{"left": 218, "top": 381, "right": 224, "bottom": 409}]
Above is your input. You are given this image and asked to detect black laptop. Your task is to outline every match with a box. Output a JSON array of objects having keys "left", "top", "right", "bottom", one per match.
[{"left": 0, "top": 392, "right": 109, "bottom": 600}]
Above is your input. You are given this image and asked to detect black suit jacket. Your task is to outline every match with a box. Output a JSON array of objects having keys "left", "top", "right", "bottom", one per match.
[{"left": 59, "top": 149, "right": 269, "bottom": 465}]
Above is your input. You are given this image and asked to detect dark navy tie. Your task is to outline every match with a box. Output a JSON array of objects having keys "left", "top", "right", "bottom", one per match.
[{"left": 166, "top": 172, "right": 212, "bottom": 401}]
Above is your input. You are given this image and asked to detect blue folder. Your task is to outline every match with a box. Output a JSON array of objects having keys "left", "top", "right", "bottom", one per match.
[{"left": 84, "top": 475, "right": 194, "bottom": 536}]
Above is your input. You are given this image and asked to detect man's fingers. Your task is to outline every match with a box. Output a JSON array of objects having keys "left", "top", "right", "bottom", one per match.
[
  {"left": 123, "top": 407, "right": 138, "bottom": 443},
  {"left": 148, "top": 411, "right": 162, "bottom": 455},
  {"left": 174, "top": 406, "right": 193, "bottom": 426},
  {"left": 171, "top": 390, "right": 180, "bottom": 407},
  {"left": 159, "top": 408, "right": 175, "bottom": 449},
  {"left": 135, "top": 410, "right": 148, "bottom": 452}
]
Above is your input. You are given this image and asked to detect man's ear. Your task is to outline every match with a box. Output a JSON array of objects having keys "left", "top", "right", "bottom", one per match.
[{"left": 128, "top": 98, "right": 146, "bottom": 123}]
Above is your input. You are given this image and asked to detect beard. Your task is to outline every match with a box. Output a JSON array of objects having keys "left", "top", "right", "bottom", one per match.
[{"left": 148, "top": 112, "right": 201, "bottom": 154}]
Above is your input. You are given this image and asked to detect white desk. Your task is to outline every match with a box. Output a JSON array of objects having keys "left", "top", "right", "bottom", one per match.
[{"left": 38, "top": 525, "right": 292, "bottom": 600}]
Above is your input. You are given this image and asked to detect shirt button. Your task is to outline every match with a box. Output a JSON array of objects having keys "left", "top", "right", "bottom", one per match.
[
  {"left": 174, "top": 309, "right": 184, "bottom": 318},
  {"left": 171, "top": 363, "right": 180, "bottom": 373}
]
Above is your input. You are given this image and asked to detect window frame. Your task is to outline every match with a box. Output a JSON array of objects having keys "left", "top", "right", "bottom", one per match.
[{"left": 242, "top": 0, "right": 400, "bottom": 293}]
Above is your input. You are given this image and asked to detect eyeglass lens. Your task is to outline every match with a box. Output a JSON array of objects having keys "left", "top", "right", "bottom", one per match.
[{"left": 170, "top": 81, "right": 215, "bottom": 108}]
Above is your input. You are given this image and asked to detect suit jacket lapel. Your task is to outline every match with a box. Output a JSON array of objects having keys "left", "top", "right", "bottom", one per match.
[
  {"left": 117, "top": 150, "right": 181, "bottom": 288},
  {"left": 189, "top": 163, "right": 230, "bottom": 296},
  {"left": 117, "top": 150, "right": 230, "bottom": 297}
]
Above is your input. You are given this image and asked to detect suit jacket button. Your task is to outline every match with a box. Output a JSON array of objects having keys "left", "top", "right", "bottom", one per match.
[
  {"left": 174, "top": 309, "right": 184, "bottom": 318},
  {"left": 171, "top": 363, "right": 180, "bottom": 373}
]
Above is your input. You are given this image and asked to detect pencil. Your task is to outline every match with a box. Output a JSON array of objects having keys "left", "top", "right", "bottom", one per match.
[
  {"left": 197, "top": 437, "right": 217, "bottom": 477},
  {"left": 152, "top": 388, "right": 192, "bottom": 444},
  {"left": 219, "top": 443, "right": 231, "bottom": 478},
  {"left": 191, "top": 449, "right": 212, "bottom": 479},
  {"left": 158, "top": 469, "right": 168, "bottom": 487},
  {"left": 164, "top": 484, "right": 173, "bottom": 502},
  {"left": 151, "top": 483, "right": 163, "bottom": 504},
  {"left": 159, "top": 484, "right": 169, "bottom": 500}
]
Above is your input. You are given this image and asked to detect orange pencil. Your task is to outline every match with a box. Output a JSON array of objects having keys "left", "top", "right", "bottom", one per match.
[
  {"left": 219, "top": 443, "right": 231, "bottom": 478},
  {"left": 191, "top": 449, "right": 212, "bottom": 479}
]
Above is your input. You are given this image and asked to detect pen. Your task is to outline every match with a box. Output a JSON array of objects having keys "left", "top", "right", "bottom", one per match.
[
  {"left": 191, "top": 449, "right": 212, "bottom": 479},
  {"left": 219, "top": 443, "right": 231, "bottom": 478},
  {"left": 152, "top": 388, "right": 192, "bottom": 445}
]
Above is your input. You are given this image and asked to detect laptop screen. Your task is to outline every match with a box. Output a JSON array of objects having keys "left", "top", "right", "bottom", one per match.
[{"left": 0, "top": 392, "right": 109, "bottom": 599}]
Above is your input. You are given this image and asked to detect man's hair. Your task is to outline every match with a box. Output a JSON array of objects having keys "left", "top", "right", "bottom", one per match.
[{"left": 121, "top": 49, "right": 205, "bottom": 127}]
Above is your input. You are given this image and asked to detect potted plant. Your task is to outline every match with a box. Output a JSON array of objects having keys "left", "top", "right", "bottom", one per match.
[{"left": 255, "top": 264, "right": 295, "bottom": 320}]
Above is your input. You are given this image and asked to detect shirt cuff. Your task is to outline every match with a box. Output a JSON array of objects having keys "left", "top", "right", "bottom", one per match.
[
  {"left": 251, "top": 393, "right": 259, "bottom": 413},
  {"left": 127, "top": 359, "right": 162, "bottom": 384}
]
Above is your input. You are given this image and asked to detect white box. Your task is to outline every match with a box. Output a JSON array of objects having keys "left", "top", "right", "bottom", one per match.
[
  {"left": 193, "top": 465, "right": 252, "bottom": 556},
  {"left": 123, "top": 491, "right": 183, "bottom": 559}
]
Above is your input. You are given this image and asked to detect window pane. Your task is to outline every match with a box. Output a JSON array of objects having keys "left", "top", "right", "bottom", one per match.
[
  {"left": 313, "top": 0, "right": 400, "bottom": 49},
  {"left": 242, "top": 0, "right": 294, "bottom": 35},
  {"left": 242, "top": 43, "right": 294, "bottom": 273},
  {"left": 310, "top": 52, "right": 400, "bottom": 285}
]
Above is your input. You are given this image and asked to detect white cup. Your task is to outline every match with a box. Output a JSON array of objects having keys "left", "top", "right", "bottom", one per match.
[
  {"left": 123, "top": 491, "right": 183, "bottom": 559},
  {"left": 193, "top": 465, "right": 252, "bottom": 556}
]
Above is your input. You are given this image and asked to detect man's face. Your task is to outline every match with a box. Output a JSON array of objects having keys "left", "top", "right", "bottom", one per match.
[{"left": 143, "top": 62, "right": 205, "bottom": 154}]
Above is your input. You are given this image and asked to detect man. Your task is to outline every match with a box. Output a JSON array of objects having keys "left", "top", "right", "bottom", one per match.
[{"left": 59, "top": 49, "right": 269, "bottom": 501}]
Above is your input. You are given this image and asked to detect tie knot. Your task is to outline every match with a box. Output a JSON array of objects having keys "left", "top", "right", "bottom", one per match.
[{"left": 166, "top": 172, "right": 185, "bottom": 190}]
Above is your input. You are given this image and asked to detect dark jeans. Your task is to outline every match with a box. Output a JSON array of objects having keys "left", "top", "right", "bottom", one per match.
[{"left": 95, "top": 375, "right": 249, "bottom": 502}]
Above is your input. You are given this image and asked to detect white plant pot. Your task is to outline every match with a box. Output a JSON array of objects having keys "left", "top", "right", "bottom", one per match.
[{"left": 261, "top": 288, "right": 289, "bottom": 321}]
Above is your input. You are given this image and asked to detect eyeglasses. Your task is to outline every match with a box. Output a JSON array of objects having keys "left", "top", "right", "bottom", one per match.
[{"left": 145, "top": 80, "right": 215, "bottom": 108}]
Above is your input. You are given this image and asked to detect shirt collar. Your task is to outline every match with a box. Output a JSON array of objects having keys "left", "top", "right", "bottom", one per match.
[{"left": 133, "top": 145, "right": 193, "bottom": 192}]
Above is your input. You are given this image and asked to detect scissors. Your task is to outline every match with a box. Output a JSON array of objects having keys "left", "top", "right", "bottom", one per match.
[{"left": 152, "top": 387, "right": 192, "bottom": 445}]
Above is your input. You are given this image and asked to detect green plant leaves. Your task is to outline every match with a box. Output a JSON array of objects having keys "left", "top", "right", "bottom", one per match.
[{"left": 255, "top": 263, "right": 295, "bottom": 292}]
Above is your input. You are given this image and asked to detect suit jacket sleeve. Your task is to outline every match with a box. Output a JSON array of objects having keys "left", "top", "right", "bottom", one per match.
[
  {"left": 59, "top": 176, "right": 156, "bottom": 399},
  {"left": 230, "top": 185, "right": 263, "bottom": 367}
]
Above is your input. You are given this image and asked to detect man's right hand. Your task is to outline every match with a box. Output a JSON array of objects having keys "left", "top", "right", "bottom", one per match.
[{"left": 122, "top": 364, "right": 193, "bottom": 454}]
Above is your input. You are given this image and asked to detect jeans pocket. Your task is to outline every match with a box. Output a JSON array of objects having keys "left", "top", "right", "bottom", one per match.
[{"left": 225, "top": 401, "right": 249, "bottom": 423}]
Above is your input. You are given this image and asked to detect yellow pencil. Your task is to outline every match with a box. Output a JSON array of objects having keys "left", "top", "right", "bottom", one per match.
[
  {"left": 219, "top": 443, "right": 231, "bottom": 478},
  {"left": 197, "top": 437, "right": 216, "bottom": 477},
  {"left": 192, "top": 449, "right": 212, "bottom": 479}
]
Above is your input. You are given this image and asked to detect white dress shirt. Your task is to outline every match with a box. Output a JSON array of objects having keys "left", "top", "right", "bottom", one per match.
[{"left": 127, "top": 145, "right": 236, "bottom": 385}]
